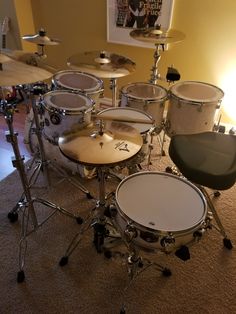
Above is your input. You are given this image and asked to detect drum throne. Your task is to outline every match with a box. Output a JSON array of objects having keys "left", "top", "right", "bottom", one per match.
[{"left": 168, "top": 131, "right": 236, "bottom": 250}]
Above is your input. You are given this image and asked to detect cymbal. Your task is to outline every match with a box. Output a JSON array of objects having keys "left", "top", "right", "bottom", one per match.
[
  {"left": 2, "top": 49, "right": 59, "bottom": 74},
  {"left": 67, "top": 50, "right": 136, "bottom": 78},
  {"left": 0, "top": 52, "right": 52, "bottom": 86},
  {"left": 22, "top": 29, "right": 61, "bottom": 46},
  {"left": 58, "top": 122, "right": 142, "bottom": 166},
  {"left": 130, "top": 27, "right": 185, "bottom": 45}
]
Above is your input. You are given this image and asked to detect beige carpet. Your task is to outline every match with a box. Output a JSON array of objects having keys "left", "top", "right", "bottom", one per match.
[{"left": 0, "top": 143, "right": 236, "bottom": 314}]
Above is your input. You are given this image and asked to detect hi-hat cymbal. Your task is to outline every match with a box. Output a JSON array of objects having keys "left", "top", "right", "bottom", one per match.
[
  {"left": 58, "top": 122, "right": 142, "bottom": 166},
  {"left": 130, "top": 27, "right": 185, "bottom": 45},
  {"left": 22, "top": 29, "right": 61, "bottom": 46},
  {"left": 0, "top": 52, "right": 52, "bottom": 86},
  {"left": 67, "top": 50, "right": 136, "bottom": 78}
]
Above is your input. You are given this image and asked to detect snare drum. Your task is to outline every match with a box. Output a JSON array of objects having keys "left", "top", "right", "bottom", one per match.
[
  {"left": 166, "top": 81, "right": 224, "bottom": 136},
  {"left": 115, "top": 171, "right": 207, "bottom": 253},
  {"left": 52, "top": 70, "right": 104, "bottom": 110},
  {"left": 97, "top": 107, "right": 154, "bottom": 164},
  {"left": 120, "top": 82, "right": 167, "bottom": 133},
  {"left": 43, "top": 90, "right": 94, "bottom": 145}
]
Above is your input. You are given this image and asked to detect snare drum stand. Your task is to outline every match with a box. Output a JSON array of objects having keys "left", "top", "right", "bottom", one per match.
[
  {"left": 59, "top": 166, "right": 120, "bottom": 266},
  {"left": 0, "top": 100, "right": 82, "bottom": 283},
  {"left": 26, "top": 86, "right": 92, "bottom": 198}
]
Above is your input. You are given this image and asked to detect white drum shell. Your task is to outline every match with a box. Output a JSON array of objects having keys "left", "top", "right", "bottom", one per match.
[
  {"left": 166, "top": 81, "right": 224, "bottom": 136},
  {"left": 115, "top": 171, "right": 207, "bottom": 253},
  {"left": 43, "top": 90, "right": 93, "bottom": 144},
  {"left": 52, "top": 70, "right": 104, "bottom": 110},
  {"left": 120, "top": 82, "right": 167, "bottom": 132}
]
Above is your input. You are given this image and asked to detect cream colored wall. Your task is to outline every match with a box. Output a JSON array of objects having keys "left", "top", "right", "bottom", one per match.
[{"left": 9, "top": 0, "right": 236, "bottom": 124}]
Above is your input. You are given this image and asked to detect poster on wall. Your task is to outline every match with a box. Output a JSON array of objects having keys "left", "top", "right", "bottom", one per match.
[{"left": 107, "top": 0, "right": 174, "bottom": 48}]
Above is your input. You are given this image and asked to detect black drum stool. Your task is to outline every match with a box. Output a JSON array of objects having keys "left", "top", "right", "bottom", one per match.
[{"left": 168, "top": 131, "right": 236, "bottom": 249}]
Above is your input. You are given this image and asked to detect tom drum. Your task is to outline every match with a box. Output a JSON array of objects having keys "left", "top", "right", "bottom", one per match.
[
  {"left": 120, "top": 82, "right": 167, "bottom": 133},
  {"left": 166, "top": 80, "right": 224, "bottom": 136}
]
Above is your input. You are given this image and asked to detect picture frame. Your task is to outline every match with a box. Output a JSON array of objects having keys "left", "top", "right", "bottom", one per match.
[{"left": 106, "top": 0, "right": 174, "bottom": 48}]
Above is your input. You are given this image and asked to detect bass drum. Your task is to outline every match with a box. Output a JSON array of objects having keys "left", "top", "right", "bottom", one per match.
[
  {"left": 52, "top": 70, "right": 104, "bottom": 111},
  {"left": 115, "top": 171, "right": 207, "bottom": 253},
  {"left": 166, "top": 81, "right": 224, "bottom": 136},
  {"left": 120, "top": 82, "right": 167, "bottom": 133}
]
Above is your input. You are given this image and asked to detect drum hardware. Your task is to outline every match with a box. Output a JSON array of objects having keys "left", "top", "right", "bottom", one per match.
[
  {"left": 130, "top": 26, "right": 185, "bottom": 84},
  {"left": 67, "top": 50, "right": 136, "bottom": 107},
  {"left": 0, "top": 100, "right": 83, "bottom": 283},
  {"left": 58, "top": 122, "right": 143, "bottom": 265},
  {"left": 22, "top": 28, "right": 61, "bottom": 58}
]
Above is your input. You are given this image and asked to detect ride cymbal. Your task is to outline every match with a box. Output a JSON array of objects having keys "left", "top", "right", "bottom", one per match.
[
  {"left": 58, "top": 122, "right": 142, "bottom": 166},
  {"left": 130, "top": 27, "right": 185, "bottom": 45},
  {"left": 67, "top": 50, "right": 136, "bottom": 78},
  {"left": 22, "top": 29, "right": 61, "bottom": 46},
  {"left": 0, "top": 52, "right": 52, "bottom": 86}
]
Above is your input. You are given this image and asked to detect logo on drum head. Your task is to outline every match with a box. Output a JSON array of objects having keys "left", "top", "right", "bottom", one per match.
[{"left": 50, "top": 113, "right": 61, "bottom": 125}]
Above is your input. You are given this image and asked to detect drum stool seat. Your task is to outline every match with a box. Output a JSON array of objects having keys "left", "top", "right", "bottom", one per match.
[{"left": 168, "top": 131, "right": 236, "bottom": 249}]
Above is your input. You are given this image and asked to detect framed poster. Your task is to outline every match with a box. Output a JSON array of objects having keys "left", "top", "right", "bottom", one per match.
[{"left": 107, "top": 0, "right": 174, "bottom": 48}]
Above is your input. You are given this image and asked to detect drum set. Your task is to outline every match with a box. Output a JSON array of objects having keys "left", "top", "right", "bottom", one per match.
[{"left": 0, "top": 26, "right": 225, "bottom": 312}]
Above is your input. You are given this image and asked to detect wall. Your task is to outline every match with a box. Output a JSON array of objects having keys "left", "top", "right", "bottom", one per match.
[{"left": 3, "top": 0, "right": 236, "bottom": 124}]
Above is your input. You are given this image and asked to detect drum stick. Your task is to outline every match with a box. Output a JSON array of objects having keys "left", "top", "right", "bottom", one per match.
[{"left": 95, "top": 115, "right": 154, "bottom": 124}]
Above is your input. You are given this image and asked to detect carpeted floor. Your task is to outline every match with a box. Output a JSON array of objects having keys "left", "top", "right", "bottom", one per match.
[{"left": 0, "top": 142, "right": 236, "bottom": 314}]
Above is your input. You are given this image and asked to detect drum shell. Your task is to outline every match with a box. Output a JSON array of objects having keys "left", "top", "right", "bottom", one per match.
[
  {"left": 52, "top": 70, "right": 104, "bottom": 110},
  {"left": 166, "top": 81, "right": 224, "bottom": 136},
  {"left": 120, "top": 82, "right": 167, "bottom": 133},
  {"left": 114, "top": 171, "right": 207, "bottom": 253},
  {"left": 43, "top": 90, "right": 93, "bottom": 145}
]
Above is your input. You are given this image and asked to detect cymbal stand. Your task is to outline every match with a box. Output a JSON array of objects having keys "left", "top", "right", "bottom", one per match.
[
  {"left": 0, "top": 100, "right": 81, "bottom": 283},
  {"left": 110, "top": 78, "right": 118, "bottom": 107},
  {"left": 25, "top": 86, "right": 92, "bottom": 198},
  {"left": 59, "top": 166, "right": 119, "bottom": 266},
  {"left": 149, "top": 43, "right": 165, "bottom": 85}
]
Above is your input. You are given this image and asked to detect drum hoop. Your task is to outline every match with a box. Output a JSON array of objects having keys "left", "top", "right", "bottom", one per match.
[
  {"left": 115, "top": 171, "right": 207, "bottom": 234},
  {"left": 52, "top": 70, "right": 104, "bottom": 93},
  {"left": 121, "top": 82, "right": 168, "bottom": 102},
  {"left": 43, "top": 90, "right": 94, "bottom": 115},
  {"left": 170, "top": 80, "right": 224, "bottom": 104}
]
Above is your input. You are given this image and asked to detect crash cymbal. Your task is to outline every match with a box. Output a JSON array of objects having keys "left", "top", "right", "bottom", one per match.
[
  {"left": 2, "top": 49, "right": 59, "bottom": 74},
  {"left": 130, "top": 27, "right": 185, "bottom": 45},
  {"left": 58, "top": 122, "right": 142, "bottom": 166},
  {"left": 67, "top": 50, "right": 136, "bottom": 78},
  {"left": 22, "top": 29, "right": 61, "bottom": 46},
  {"left": 0, "top": 52, "right": 52, "bottom": 86}
]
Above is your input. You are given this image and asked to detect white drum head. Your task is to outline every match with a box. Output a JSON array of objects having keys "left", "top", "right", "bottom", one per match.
[
  {"left": 170, "top": 81, "right": 224, "bottom": 103},
  {"left": 122, "top": 82, "right": 167, "bottom": 101},
  {"left": 116, "top": 172, "right": 206, "bottom": 233},
  {"left": 43, "top": 90, "right": 93, "bottom": 114},
  {"left": 97, "top": 107, "right": 153, "bottom": 134},
  {"left": 52, "top": 70, "right": 103, "bottom": 93}
]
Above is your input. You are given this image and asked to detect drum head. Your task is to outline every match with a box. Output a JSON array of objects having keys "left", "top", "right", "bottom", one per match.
[
  {"left": 43, "top": 90, "right": 93, "bottom": 114},
  {"left": 116, "top": 172, "right": 207, "bottom": 233},
  {"left": 122, "top": 82, "right": 167, "bottom": 101},
  {"left": 52, "top": 70, "right": 103, "bottom": 93},
  {"left": 97, "top": 107, "right": 153, "bottom": 134},
  {"left": 170, "top": 81, "right": 224, "bottom": 103}
]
